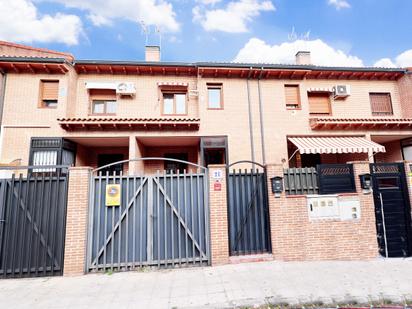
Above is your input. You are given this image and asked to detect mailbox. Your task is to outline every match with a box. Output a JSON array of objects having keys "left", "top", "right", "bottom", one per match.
[
  {"left": 270, "top": 176, "right": 283, "bottom": 196},
  {"left": 359, "top": 173, "right": 372, "bottom": 190}
]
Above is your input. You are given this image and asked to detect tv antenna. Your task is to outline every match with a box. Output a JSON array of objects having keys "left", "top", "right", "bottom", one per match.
[
  {"left": 288, "top": 27, "right": 297, "bottom": 41},
  {"left": 139, "top": 20, "right": 149, "bottom": 45},
  {"left": 155, "top": 25, "right": 162, "bottom": 49}
]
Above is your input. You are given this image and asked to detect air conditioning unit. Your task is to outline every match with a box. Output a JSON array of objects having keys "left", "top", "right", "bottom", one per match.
[
  {"left": 334, "top": 85, "right": 350, "bottom": 98},
  {"left": 116, "top": 82, "right": 136, "bottom": 95}
]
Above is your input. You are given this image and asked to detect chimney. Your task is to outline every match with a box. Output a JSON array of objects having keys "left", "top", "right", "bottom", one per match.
[
  {"left": 145, "top": 45, "right": 160, "bottom": 62},
  {"left": 295, "top": 51, "right": 311, "bottom": 65}
]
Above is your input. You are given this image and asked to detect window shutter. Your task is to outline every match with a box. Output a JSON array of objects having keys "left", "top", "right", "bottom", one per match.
[
  {"left": 308, "top": 93, "right": 331, "bottom": 114},
  {"left": 370, "top": 93, "right": 393, "bottom": 115},
  {"left": 41, "top": 81, "right": 59, "bottom": 100},
  {"left": 285, "top": 85, "right": 300, "bottom": 107}
]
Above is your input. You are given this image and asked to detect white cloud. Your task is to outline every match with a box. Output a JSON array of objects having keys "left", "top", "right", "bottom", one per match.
[
  {"left": 328, "top": 0, "right": 351, "bottom": 10},
  {"left": 374, "top": 58, "right": 396, "bottom": 68},
  {"left": 374, "top": 50, "right": 412, "bottom": 68},
  {"left": 193, "top": 0, "right": 275, "bottom": 33},
  {"left": 234, "top": 38, "right": 364, "bottom": 67},
  {"left": 0, "top": 0, "right": 83, "bottom": 45},
  {"left": 44, "top": 0, "right": 180, "bottom": 32},
  {"left": 197, "top": 0, "right": 222, "bottom": 5}
]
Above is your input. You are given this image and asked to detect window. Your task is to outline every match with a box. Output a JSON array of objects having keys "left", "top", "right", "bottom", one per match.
[
  {"left": 90, "top": 89, "right": 117, "bottom": 115},
  {"left": 164, "top": 153, "right": 188, "bottom": 173},
  {"left": 370, "top": 93, "right": 393, "bottom": 116},
  {"left": 162, "top": 93, "right": 186, "bottom": 115},
  {"left": 32, "top": 150, "right": 58, "bottom": 172},
  {"left": 39, "top": 80, "right": 59, "bottom": 108},
  {"left": 308, "top": 93, "right": 331, "bottom": 115},
  {"left": 207, "top": 84, "right": 223, "bottom": 109},
  {"left": 29, "top": 137, "right": 76, "bottom": 173},
  {"left": 284, "top": 85, "right": 300, "bottom": 109}
]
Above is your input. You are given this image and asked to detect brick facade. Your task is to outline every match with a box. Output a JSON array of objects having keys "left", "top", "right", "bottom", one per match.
[
  {"left": 208, "top": 165, "right": 229, "bottom": 265},
  {"left": 266, "top": 162, "right": 378, "bottom": 261},
  {"left": 63, "top": 167, "right": 92, "bottom": 275}
]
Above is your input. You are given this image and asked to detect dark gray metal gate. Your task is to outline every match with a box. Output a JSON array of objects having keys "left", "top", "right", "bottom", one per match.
[
  {"left": 227, "top": 162, "right": 271, "bottom": 256},
  {"left": 87, "top": 159, "right": 210, "bottom": 272},
  {"left": 0, "top": 169, "right": 69, "bottom": 278},
  {"left": 370, "top": 163, "right": 412, "bottom": 257}
]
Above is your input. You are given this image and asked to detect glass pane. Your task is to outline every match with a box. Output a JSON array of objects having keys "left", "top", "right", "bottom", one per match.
[
  {"left": 43, "top": 100, "right": 58, "bottom": 108},
  {"left": 377, "top": 177, "right": 399, "bottom": 189},
  {"left": 208, "top": 88, "right": 221, "bottom": 108},
  {"left": 175, "top": 94, "right": 186, "bottom": 114},
  {"left": 163, "top": 94, "right": 174, "bottom": 114},
  {"left": 106, "top": 101, "right": 117, "bottom": 114},
  {"left": 92, "top": 101, "right": 105, "bottom": 114}
]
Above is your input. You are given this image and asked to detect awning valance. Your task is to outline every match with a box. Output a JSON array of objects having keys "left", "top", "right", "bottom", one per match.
[
  {"left": 85, "top": 82, "right": 118, "bottom": 90},
  {"left": 288, "top": 136, "right": 386, "bottom": 154},
  {"left": 307, "top": 87, "right": 334, "bottom": 93},
  {"left": 157, "top": 82, "right": 188, "bottom": 87}
]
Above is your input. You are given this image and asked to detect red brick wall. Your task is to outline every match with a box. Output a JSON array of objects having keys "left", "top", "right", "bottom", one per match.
[
  {"left": 266, "top": 162, "right": 378, "bottom": 261},
  {"left": 398, "top": 72, "right": 412, "bottom": 118},
  {"left": 63, "top": 167, "right": 91, "bottom": 275}
]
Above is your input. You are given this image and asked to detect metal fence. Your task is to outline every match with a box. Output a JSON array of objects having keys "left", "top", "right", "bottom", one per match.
[
  {"left": 87, "top": 170, "right": 210, "bottom": 272},
  {"left": 227, "top": 168, "right": 271, "bottom": 256},
  {"left": 283, "top": 167, "right": 319, "bottom": 195},
  {"left": 0, "top": 170, "right": 69, "bottom": 278},
  {"left": 317, "top": 164, "right": 356, "bottom": 195}
]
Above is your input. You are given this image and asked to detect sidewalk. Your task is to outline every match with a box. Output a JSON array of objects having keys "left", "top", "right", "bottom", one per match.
[{"left": 1, "top": 259, "right": 412, "bottom": 309}]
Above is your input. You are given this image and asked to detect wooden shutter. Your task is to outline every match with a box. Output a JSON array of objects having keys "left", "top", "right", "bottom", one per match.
[
  {"left": 285, "top": 85, "right": 300, "bottom": 108},
  {"left": 89, "top": 89, "right": 117, "bottom": 100},
  {"left": 308, "top": 93, "right": 331, "bottom": 115},
  {"left": 41, "top": 80, "right": 59, "bottom": 100},
  {"left": 370, "top": 93, "right": 393, "bottom": 115}
]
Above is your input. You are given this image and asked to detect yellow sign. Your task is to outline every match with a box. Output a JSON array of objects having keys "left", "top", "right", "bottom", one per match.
[{"left": 106, "top": 184, "right": 121, "bottom": 206}]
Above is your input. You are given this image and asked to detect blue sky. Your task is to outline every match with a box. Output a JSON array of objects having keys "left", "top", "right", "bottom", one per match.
[{"left": 0, "top": 0, "right": 411, "bottom": 67}]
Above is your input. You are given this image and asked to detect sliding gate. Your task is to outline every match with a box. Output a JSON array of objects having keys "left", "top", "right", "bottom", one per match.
[
  {"left": 227, "top": 161, "right": 271, "bottom": 256},
  {"left": 87, "top": 159, "right": 210, "bottom": 272}
]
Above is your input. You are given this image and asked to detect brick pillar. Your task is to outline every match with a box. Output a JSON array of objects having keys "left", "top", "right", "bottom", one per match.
[
  {"left": 63, "top": 167, "right": 92, "bottom": 276},
  {"left": 265, "top": 163, "right": 285, "bottom": 259},
  {"left": 208, "top": 164, "right": 229, "bottom": 265},
  {"left": 348, "top": 161, "right": 379, "bottom": 258}
]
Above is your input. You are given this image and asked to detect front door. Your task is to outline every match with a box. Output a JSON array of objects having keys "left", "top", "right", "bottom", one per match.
[{"left": 371, "top": 163, "right": 412, "bottom": 257}]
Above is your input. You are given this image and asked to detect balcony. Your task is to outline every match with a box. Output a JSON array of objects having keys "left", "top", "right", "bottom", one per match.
[{"left": 57, "top": 117, "right": 200, "bottom": 131}]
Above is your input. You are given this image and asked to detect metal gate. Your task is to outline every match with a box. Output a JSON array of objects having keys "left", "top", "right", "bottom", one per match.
[
  {"left": 227, "top": 161, "right": 271, "bottom": 256},
  {"left": 87, "top": 158, "right": 210, "bottom": 272},
  {"left": 370, "top": 163, "right": 412, "bottom": 257},
  {"left": 0, "top": 168, "right": 69, "bottom": 278}
]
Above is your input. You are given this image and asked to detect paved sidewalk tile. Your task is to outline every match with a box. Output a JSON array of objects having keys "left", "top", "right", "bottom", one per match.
[{"left": 1, "top": 259, "right": 412, "bottom": 308}]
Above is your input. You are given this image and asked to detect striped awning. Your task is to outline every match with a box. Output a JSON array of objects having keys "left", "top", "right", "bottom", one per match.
[
  {"left": 288, "top": 136, "right": 386, "bottom": 154},
  {"left": 307, "top": 87, "right": 334, "bottom": 93}
]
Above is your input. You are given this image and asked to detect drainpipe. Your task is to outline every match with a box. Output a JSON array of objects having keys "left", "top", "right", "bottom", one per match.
[
  {"left": 246, "top": 68, "right": 255, "bottom": 164},
  {"left": 257, "top": 67, "right": 266, "bottom": 165},
  {"left": 0, "top": 71, "right": 6, "bottom": 133},
  {"left": 0, "top": 71, "right": 6, "bottom": 159}
]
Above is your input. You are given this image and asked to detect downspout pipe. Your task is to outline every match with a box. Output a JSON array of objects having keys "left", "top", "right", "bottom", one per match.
[
  {"left": 246, "top": 68, "right": 255, "bottom": 165},
  {"left": 257, "top": 67, "right": 266, "bottom": 165},
  {"left": 0, "top": 71, "right": 7, "bottom": 161},
  {"left": 0, "top": 71, "right": 6, "bottom": 132}
]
